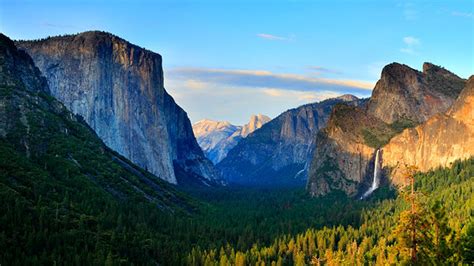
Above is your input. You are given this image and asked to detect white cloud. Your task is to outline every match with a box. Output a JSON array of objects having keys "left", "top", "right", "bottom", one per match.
[
  {"left": 167, "top": 67, "right": 374, "bottom": 94},
  {"left": 164, "top": 71, "right": 372, "bottom": 125},
  {"left": 307, "top": 66, "right": 342, "bottom": 75},
  {"left": 184, "top": 79, "right": 206, "bottom": 90},
  {"left": 403, "top": 36, "right": 420, "bottom": 46},
  {"left": 400, "top": 48, "right": 416, "bottom": 55},
  {"left": 256, "top": 33, "right": 290, "bottom": 41},
  {"left": 401, "top": 36, "right": 421, "bottom": 55},
  {"left": 451, "top": 11, "right": 473, "bottom": 18},
  {"left": 400, "top": 2, "right": 418, "bottom": 20}
]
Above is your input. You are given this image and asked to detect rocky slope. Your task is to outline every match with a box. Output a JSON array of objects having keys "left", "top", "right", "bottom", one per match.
[
  {"left": 0, "top": 33, "right": 189, "bottom": 210},
  {"left": 218, "top": 95, "right": 363, "bottom": 185},
  {"left": 193, "top": 114, "right": 270, "bottom": 164},
  {"left": 16, "top": 31, "right": 221, "bottom": 185},
  {"left": 382, "top": 76, "right": 474, "bottom": 185},
  {"left": 307, "top": 62, "right": 466, "bottom": 197}
]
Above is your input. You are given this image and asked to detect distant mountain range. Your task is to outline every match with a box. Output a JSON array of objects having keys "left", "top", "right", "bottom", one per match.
[
  {"left": 217, "top": 94, "right": 365, "bottom": 186},
  {"left": 192, "top": 114, "right": 270, "bottom": 164}
]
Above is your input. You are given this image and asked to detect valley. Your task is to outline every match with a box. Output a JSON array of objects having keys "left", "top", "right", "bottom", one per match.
[{"left": 1, "top": 1, "right": 473, "bottom": 264}]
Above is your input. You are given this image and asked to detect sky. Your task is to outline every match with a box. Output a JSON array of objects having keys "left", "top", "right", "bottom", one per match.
[{"left": 1, "top": 0, "right": 473, "bottom": 125}]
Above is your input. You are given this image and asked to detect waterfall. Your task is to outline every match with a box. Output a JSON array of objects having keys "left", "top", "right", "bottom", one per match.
[{"left": 360, "top": 149, "right": 381, "bottom": 199}]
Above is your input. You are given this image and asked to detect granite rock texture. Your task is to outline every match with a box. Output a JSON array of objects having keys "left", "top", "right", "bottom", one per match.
[
  {"left": 307, "top": 63, "right": 466, "bottom": 196},
  {"left": 382, "top": 76, "right": 474, "bottom": 185},
  {"left": 17, "top": 31, "right": 220, "bottom": 185}
]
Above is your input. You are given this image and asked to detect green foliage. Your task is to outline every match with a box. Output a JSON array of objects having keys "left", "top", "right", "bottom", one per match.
[
  {"left": 362, "top": 128, "right": 394, "bottom": 148},
  {"left": 390, "top": 118, "right": 417, "bottom": 133},
  {"left": 187, "top": 158, "right": 474, "bottom": 265},
  {"left": 363, "top": 118, "right": 416, "bottom": 148},
  {"left": 1, "top": 67, "right": 473, "bottom": 264},
  {"left": 461, "top": 220, "right": 474, "bottom": 263}
]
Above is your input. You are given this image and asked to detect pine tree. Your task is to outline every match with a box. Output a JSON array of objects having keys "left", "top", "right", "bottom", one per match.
[
  {"left": 461, "top": 220, "right": 474, "bottom": 264},
  {"left": 426, "top": 201, "right": 454, "bottom": 263},
  {"left": 392, "top": 166, "right": 431, "bottom": 264}
]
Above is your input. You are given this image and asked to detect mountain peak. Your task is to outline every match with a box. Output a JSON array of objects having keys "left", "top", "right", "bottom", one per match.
[
  {"left": 380, "top": 62, "right": 420, "bottom": 80},
  {"left": 367, "top": 62, "right": 465, "bottom": 124},
  {"left": 335, "top": 94, "right": 359, "bottom": 102},
  {"left": 423, "top": 62, "right": 464, "bottom": 84},
  {"left": 241, "top": 114, "right": 271, "bottom": 137}
]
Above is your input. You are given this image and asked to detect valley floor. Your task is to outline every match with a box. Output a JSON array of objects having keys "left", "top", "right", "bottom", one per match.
[{"left": 1, "top": 157, "right": 473, "bottom": 265}]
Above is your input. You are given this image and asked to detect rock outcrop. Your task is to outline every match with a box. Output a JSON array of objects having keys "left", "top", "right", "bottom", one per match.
[
  {"left": 218, "top": 95, "right": 363, "bottom": 185},
  {"left": 16, "top": 31, "right": 221, "bottom": 185},
  {"left": 0, "top": 33, "right": 188, "bottom": 209},
  {"left": 193, "top": 114, "right": 270, "bottom": 164},
  {"left": 382, "top": 76, "right": 474, "bottom": 185},
  {"left": 307, "top": 63, "right": 466, "bottom": 197},
  {"left": 366, "top": 62, "right": 465, "bottom": 124}
]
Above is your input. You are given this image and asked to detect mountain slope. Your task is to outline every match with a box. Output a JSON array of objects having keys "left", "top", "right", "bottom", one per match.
[
  {"left": 382, "top": 75, "right": 474, "bottom": 185},
  {"left": 193, "top": 114, "right": 270, "bottom": 164},
  {"left": 16, "top": 31, "right": 220, "bottom": 186},
  {"left": 0, "top": 33, "right": 194, "bottom": 264},
  {"left": 307, "top": 62, "right": 466, "bottom": 197},
  {"left": 218, "top": 95, "right": 363, "bottom": 185}
]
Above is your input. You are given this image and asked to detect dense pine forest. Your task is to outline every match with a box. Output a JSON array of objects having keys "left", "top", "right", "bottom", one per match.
[{"left": 1, "top": 153, "right": 473, "bottom": 264}]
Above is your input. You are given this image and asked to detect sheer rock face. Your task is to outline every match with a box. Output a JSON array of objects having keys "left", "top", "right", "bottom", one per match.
[
  {"left": 0, "top": 33, "right": 188, "bottom": 208},
  {"left": 193, "top": 114, "right": 270, "bottom": 164},
  {"left": 307, "top": 105, "right": 381, "bottom": 196},
  {"left": 218, "top": 95, "right": 362, "bottom": 185},
  {"left": 17, "top": 31, "right": 220, "bottom": 185},
  {"left": 239, "top": 114, "right": 271, "bottom": 138},
  {"left": 307, "top": 63, "right": 466, "bottom": 197},
  {"left": 366, "top": 62, "right": 465, "bottom": 124},
  {"left": 382, "top": 76, "right": 474, "bottom": 185}
]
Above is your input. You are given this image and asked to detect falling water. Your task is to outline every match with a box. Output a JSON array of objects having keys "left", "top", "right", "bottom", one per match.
[{"left": 361, "top": 149, "right": 381, "bottom": 199}]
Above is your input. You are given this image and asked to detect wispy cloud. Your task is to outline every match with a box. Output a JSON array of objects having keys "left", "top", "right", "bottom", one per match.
[
  {"left": 403, "top": 36, "right": 420, "bottom": 46},
  {"left": 256, "top": 33, "right": 291, "bottom": 41},
  {"left": 39, "top": 21, "right": 78, "bottom": 29},
  {"left": 400, "top": 2, "right": 418, "bottom": 20},
  {"left": 400, "top": 36, "right": 421, "bottom": 55},
  {"left": 307, "top": 66, "right": 342, "bottom": 75},
  {"left": 451, "top": 11, "right": 473, "bottom": 18},
  {"left": 165, "top": 67, "right": 374, "bottom": 124},
  {"left": 167, "top": 67, "right": 373, "bottom": 95},
  {"left": 165, "top": 78, "right": 351, "bottom": 125}
]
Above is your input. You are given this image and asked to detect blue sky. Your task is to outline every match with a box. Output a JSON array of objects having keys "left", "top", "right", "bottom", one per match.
[{"left": 1, "top": 0, "right": 473, "bottom": 124}]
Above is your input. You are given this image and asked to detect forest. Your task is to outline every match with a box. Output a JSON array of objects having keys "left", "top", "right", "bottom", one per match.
[{"left": 1, "top": 137, "right": 473, "bottom": 266}]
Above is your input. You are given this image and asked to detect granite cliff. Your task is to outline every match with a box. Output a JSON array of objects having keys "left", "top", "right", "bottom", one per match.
[
  {"left": 0, "top": 33, "right": 188, "bottom": 209},
  {"left": 382, "top": 76, "right": 474, "bottom": 185},
  {"left": 218, "top": 95, "right": 363, "bottom": 185},
  {"left": 367, "top": 63, "right": 465, "bottom": 123},
  {"left": 17, "top": 31, "right": 221, "bottom": 185},
  {"left": 307, "top": 63, "right": 466, "bottom": 196},
  {"left": 192, "top": 114, "right": 270, "bottom": 164}
]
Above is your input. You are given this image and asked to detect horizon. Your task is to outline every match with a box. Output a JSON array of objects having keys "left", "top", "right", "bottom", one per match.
[{"left": 1, "top": 0, "right": 472, "bottom": 124}]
